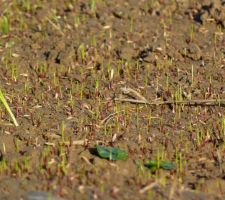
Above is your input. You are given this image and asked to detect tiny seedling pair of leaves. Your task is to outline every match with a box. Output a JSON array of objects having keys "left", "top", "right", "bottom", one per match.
[
  {"left": 144, "top": 160, "right": 174, "bottom": 172},
  {"left": 96, "top": 145, "right": 128, "bottom": 161}
]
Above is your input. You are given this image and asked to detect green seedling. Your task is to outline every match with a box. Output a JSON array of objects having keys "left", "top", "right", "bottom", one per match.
[
  {"left": 90, "top": 0, "right": 97, "bottom": 12},
  {"left": 23, "top": 156, "right": 30, "bottom": 172},
  {"left": 12, "top": 160, "right": 21, "bottom": 176},
  {"left": 19, "top": 16, "right": 27, "bottom": 31},
  {"left": 91, "top": 35, "right": 97, "bottom": 46},
  {"left": 78, "top": 43, "right": 86, "bottom": 61},
  {"left": 130, "top": 17, "right": 134, "bottom": 32},
  {"left": 96, "top": 145, "right": 128, "bottom": 161},
  {"left": 15, "top": 138, "right": 20, "bottom": 152},
  {"left": 189, "top": 24, "right": 195, "bottom": 42},
  {"left": 0, "top": 159, "right": 8, "bottom": 175},
  {"left": 178, "top": 152, "right": 183, "bottom": 173},
  {"left": 0, "top": 89, "right": 19, "bottom": 126},
  {"left": 74, "top": 15, "right": 81, "bottom": 28},
  {"left": 191, "top": 64, "right": 194, "bottom": 86},
  {"left": 221, "top": 116, "right": 225, "bottom": 137},
  {"left": 175, "top": 148, "right": 183, "bottom": 173},
  {"left": 95, "top": 79, "right": 99, "bottom": 93},
  {"left": 11, "top": 64, "right": 18, "bottom": 82},
  {"left": 61, "top": 121, "right": 65, "bottom": 144},
  {"left": 22, "top": 0, "right": 31, "bottom": 12},
  {"left": 59, "top": 145, "right": 67, "bottom": 174},
  {"left": 0, "top": 16, "right": 9, "bottom": 34}
]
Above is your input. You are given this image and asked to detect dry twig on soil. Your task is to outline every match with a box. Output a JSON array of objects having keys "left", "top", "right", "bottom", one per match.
[
  {"left": 116, "top": 87, "right": 225, "bottom": 106},
  {"left": 114, "top": 97, "right": 225, "bottom": 106}
]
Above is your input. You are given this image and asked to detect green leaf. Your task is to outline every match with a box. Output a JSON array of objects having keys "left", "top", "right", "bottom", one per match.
[
  {"left": 96, "top": 145, "right": 128, "bottom": 161},
  {"left": 160, "top": 161, "right": 174, "bottom": 170},
  {"left": 144, "top": 160, "right": 174, "bottom": 171}
]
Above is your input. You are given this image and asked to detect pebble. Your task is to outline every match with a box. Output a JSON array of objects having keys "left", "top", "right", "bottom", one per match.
[{"left": 24, "top": 191, "right": 66, "bottom": 200}]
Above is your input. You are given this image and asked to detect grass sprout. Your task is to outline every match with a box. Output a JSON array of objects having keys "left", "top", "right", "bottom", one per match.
[
  {"left": 0, "top": 89, "right": 19, "bottom": 127},
  {"left": 0, "top": 15, "right": 9, "bottom": 34}
]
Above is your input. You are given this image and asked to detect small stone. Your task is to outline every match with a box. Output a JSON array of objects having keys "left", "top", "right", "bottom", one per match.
[
  {"left": 200, "top": 12, "right": 209, "bottom": 24},
  {"left": 180, "top": 44, "right": 202, "bottom": 61},
  {"left": 24, "top": 191, "right": 66, "bottom": 200},
  {"left": 188, "top": 44, "right": 202, "bottom": 60},
  {"left": 120, "top": 47, "right": 136, "bottom": 60}
]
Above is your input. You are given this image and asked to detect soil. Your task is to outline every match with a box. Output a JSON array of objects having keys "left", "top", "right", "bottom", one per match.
[{"left": 0, "top": 0, "right": 225, "bottom": 200}]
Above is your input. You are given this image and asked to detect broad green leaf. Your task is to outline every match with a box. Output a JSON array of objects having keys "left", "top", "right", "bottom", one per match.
[
  {"left": 144, "top": 160, "right": 158, "bottom": 170},
  {"left": 96, "top": 145, "right": 128, "bottom": 161},
  {"left": 144, "top": 160, "right": 174, "bottom": 171},
  {"left": 160, "top": 161, "right": 174, "bottom": 170}
]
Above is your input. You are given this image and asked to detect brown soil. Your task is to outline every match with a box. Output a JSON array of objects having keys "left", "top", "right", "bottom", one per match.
[{"left": 0, "top": 0, "right": 225, "bottom": 200}]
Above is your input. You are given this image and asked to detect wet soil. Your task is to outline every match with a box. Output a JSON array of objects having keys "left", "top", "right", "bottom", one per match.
[{"left": 0, "top": 0, "right": 225, "bottom": 199}]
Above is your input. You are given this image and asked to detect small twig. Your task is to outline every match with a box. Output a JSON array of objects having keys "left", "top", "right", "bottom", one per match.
[
  {"left": 100, "top": 110, "right": 124, "bottom": 125},
  {"left": 139, "top": 181, "right": 159, "bottom": 194},
  {"left": 120, "top": 87, "right": 148, "bottom": 102},
  {"left": 47, "top": 18, "right": 64, "bottom": 36},
  {"left": 44, "top": 142, "right": 55, "bottom": 146},
  {"left": 72, "top": 139, "right": 88, "bottom": 145},
  {"left": 81, "top": 156, "right": 92, "bottom": 165},
  {"left": 72, "top": 139, "right": 104, "bottom": 145},
  {"left": 114, "top": 98, "right": 225, "bottom": 106}
]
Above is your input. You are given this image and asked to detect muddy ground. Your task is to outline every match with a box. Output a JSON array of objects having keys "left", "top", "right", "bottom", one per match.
[{"left": 0, "top": 0, "right": 225, "bottom": 199}]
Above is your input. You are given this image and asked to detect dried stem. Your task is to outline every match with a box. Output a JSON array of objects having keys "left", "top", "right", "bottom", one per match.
[{"left": 114, "top": 97, "right": 225, "bottom": 106}]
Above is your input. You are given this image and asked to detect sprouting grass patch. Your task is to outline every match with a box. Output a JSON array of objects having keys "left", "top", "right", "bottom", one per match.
[{"left": 0, "top": 89, "right": 19, "bottom": 126}]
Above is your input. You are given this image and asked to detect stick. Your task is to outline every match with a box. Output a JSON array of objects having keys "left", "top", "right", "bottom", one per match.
[
  {"left": 47, "top": 18, "right": 64, "bottom": 36},
  {"left": 120, "top": 87, "right": 148, "bottom": 102},
  {"left": 100, "top": 111, "right": 124, "bottom": 125},
  {"left": 114, "top": 98, "right": 225, "bottom": 106},
  {"left": 139, "top": 182, "right": 159, "bottom": 194}
]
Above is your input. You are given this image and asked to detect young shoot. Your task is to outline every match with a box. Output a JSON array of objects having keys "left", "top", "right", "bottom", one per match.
[
  {"left": 0, "top": 15, "right": 9, "bottom": 35},
  {"left": 0, "top": 89, "right": 19, "bottom": 126}
]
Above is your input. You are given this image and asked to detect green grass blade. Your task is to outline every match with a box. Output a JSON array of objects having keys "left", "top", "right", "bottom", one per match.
[
  {"left": 0, "top": 89, "right": 19, "bottom": 127},
  {"left": 1, "top": 16, "right": 9, "bottom": 35}
]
